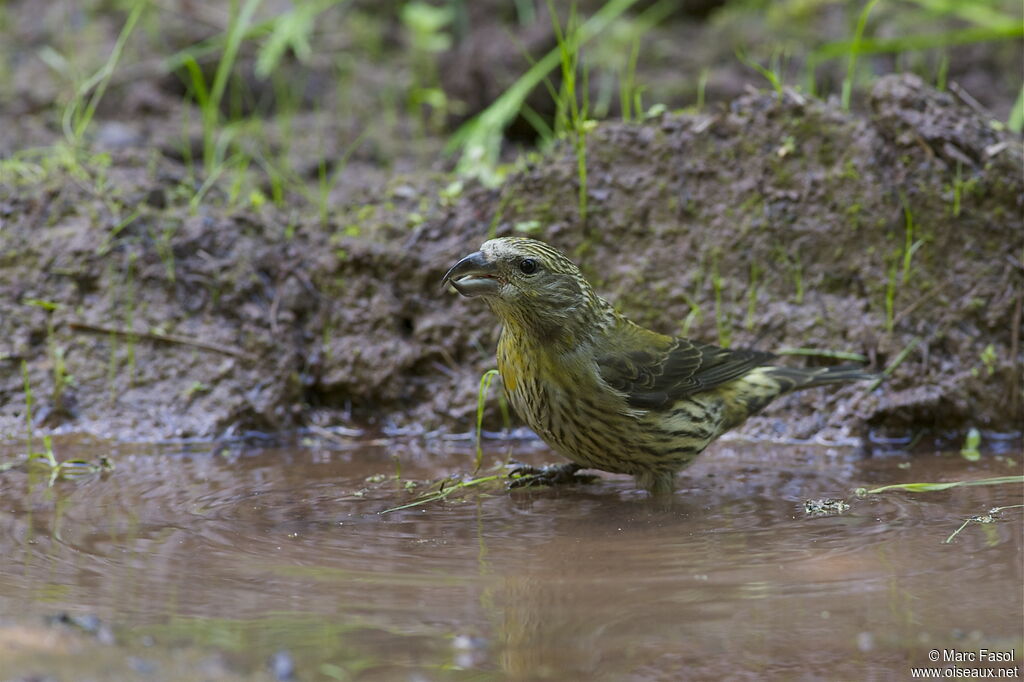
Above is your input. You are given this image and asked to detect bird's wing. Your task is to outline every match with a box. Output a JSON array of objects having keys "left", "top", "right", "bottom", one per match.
[{"left": 596, "top": 334, "right": 775, "bottom": 410}]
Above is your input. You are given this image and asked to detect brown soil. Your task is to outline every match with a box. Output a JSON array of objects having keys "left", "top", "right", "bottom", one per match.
[
  {"left": 0, "top": 2, "right": 1021, "bottom": 447},
  {"left": 1, "top": 74, "right": 1020, "bottom": 444}
]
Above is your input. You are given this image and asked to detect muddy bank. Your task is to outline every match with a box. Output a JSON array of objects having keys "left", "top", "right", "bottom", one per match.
[{"left": 0, "top": 74, "right": 1021, "bottom": 442}]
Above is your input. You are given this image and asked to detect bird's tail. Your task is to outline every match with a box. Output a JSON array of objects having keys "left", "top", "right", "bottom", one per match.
[
  {"left": 765, "top": 363, "right": 878, "bottom": 393},
  {"left": 719, "top": 363, "right": 877, "bottom": 431}
]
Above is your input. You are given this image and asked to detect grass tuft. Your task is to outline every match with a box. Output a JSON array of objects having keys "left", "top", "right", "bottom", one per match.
[
  {"left": 63, "top": 0, "right": 147, "bottom": 146},
  {"left": 735, "top": 47, "right": 784, "bottom": 96},
  {"left": 447, "top": 0, "right": 643, "bottom": 184}
]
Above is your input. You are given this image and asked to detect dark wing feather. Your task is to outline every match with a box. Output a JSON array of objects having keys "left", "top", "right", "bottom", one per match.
[{"left": 597, "top": 337, "right": 775, "bottom": 410}]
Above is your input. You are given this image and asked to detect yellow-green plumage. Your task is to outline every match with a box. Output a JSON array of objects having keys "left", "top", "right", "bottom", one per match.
[{"left": 443, "top": 237, "right": 874, "bottom": 495}]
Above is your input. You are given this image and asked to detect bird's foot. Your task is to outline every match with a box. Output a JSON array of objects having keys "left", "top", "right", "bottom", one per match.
[{"left": 507, "top": 462, "right": 598, "bottom": 488}]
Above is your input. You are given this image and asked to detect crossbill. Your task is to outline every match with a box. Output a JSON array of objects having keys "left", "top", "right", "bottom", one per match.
[{"left": 443, "top": 237, "right": 875, "bottom": 495}]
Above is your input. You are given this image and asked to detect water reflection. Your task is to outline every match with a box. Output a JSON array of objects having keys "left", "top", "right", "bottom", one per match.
[{"left": 0, "top": 437, "right": 1020, "bottom": 680}]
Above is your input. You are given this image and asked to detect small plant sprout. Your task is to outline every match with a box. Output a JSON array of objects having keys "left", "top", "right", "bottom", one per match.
[
  {"left": 744, "top": 261, "right": 760, "bottom": 331},
  {"left": 695, "top": 67, "right": 709, "bottom": 111},
  {"left": 401, "top": 1, "right": 454, "bottom": 134},
  {"left": 21, "top": 360, "right": 35, "bottom": 454},
  {"left": 184, "top": 382, "right": 211, "bottom": 399},
  {"left": 62, "top": 0, "right": 146, "bottom": 147},
  {"left": 979, "top": 344, "right": 997, "bottom": 376},
  {"left": 841, "top": 0, "right": 881, "bottom": 111},
  {"left": 678, "top": 290, "right": 703, "bottom": 338},
  {"left": 710, "top": 251, "right": 731, "bottom": 347},
  {"left": 960, "top": 428, "right": 982, "bottom": 462},
  {"left": 25, "top": 436, "right": 113, "bottom": 487},
  {"left": 619, "top": 35, "right": 641, "bottom": 122},
  {"left": 1010, "top": 84, "right": 1024, "bottom": 133},
  {"left": 198, "top": 0, "right": 260, "bottom": 172},
  {"left": 11, "top": 369, "right": 113, "bottom": 484},
  {"left": 884, "top": 249, "right": 899, "bottom": 332},
  {"left": 24, "top": 299, "right": 73, "bottom": 413},
  {"left": 735, "top": 47, "right": 785, "bottom": 96},
  {"left": 898, "top": 195, "right": 924, "bottom": 286},
  {"left": 548, "top": 1, "right": 594, "bottom": 226}
]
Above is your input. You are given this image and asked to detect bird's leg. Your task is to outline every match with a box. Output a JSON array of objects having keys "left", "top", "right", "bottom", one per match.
[
  {"left": 634, "top": 469, "right": 677, "bottom": 498},
  {"left": 507, "top": 462, "right": 599, "bottom": 488}
]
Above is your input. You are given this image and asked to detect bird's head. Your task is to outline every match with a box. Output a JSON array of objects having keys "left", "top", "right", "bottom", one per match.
[{"left": 442, "top": 237, "right": 610, "bottom": 344}]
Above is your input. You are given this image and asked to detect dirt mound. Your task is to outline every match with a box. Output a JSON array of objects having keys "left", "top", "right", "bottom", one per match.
[{"left": 1, "top": 74, "right": 1020, "bottom": 443}]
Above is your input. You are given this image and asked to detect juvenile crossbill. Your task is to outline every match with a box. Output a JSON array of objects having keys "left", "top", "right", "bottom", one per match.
[{"left": 443, "top": 237, "right": 874, "bottom": 495}]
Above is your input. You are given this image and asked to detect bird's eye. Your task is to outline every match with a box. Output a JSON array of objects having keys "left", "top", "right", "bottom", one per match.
[{"left": 519, "top": 258, "right": 539, "bottom": 275}]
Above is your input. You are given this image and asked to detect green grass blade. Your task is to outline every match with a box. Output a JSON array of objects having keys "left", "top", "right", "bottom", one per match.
[
  {"left": 475, "top": 369, "right": 501, "bottom": 473},
  {"left": 842, "top": 0, "right": 881, "bottom": 111},
  {"left": 21, "top": 360, "right": 34, "bottom": 455},
  {"left": 210, "top": 0, "right": 262, "bottom": 114},
  {"left": 197, "top": 0, "right": 262, "bottom": 168},
  {"left": 735, "top": 48, "right": 783, "bottom": 95},
  {"left": 776, "top": 348, "right": 868, "bottom": 362},
  {"left": 1008, "top": 83, "right": 1024, "bottom": 133},
  {"left": 63, "top": 0, "right": 147, "bottom": 143},
  {"left": 902, "top": 0, "right": 1019, "bottom": 31},
  {"left": 860, "top": 476, "right": 1024, "bottom": 495},
  {"left": 816, "top": 24, "right": 1024, "bottom": 61}
]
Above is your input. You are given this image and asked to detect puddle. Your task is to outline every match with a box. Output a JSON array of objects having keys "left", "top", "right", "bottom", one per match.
[{"left": 0, "top": 436, "right": 1021, "bottom": 680}]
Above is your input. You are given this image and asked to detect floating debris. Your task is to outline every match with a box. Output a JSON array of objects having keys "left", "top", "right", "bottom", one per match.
[{"left": 803, "top": 498, "right": 850, "bottom": 515}]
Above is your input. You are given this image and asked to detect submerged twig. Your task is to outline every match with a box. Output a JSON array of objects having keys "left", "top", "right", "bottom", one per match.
[{"left": 944, "top": 504, "right": 1024, "bottom": 544}]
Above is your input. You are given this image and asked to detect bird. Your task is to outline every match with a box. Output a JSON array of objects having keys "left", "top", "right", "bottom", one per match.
[{"left": 441, "top": 237, "right": 875, "bottom": 495}]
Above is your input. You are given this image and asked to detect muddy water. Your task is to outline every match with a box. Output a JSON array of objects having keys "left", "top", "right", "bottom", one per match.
[{"left": 0, "top": 436, "right": 1021, "bottom": 681}]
